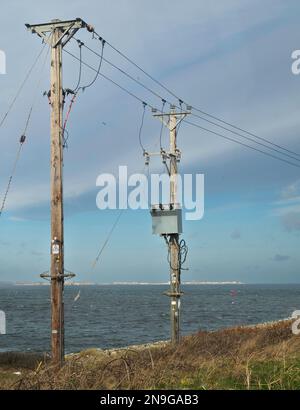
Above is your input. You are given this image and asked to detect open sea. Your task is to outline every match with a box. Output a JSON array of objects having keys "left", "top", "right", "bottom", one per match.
[{"left": 0, "top": 284, "right": 299, "bottom": 353}]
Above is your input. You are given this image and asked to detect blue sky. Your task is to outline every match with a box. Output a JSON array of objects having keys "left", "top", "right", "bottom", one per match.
[{"left": 1, "top": 0, "right": 300, "bottom": 283}]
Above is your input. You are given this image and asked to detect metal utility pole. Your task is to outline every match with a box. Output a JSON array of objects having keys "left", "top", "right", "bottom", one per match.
[
  {"left": 152, "top": 107, "right": 191, "bottom": 344},
  {"left": 26, "top": 18, "right": 89, "bottom": 367}
]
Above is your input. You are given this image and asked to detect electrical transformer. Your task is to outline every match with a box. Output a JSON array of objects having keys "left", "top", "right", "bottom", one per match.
[{"left": 150, "top": 204, "right": 182, "bottom": 235}]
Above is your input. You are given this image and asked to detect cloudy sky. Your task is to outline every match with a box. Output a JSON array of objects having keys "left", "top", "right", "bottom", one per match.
[{"left": 1, "top": 0, "right": 300, "bottom": 283}]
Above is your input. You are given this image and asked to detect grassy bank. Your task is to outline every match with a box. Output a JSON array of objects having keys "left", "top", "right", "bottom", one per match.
[{"left": 1, "top": 319, "right": 300, "bottom": 389}]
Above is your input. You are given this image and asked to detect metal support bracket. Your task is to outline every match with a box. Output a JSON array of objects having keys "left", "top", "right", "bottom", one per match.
[
  {"left": 163, "top": 291, "right": 184, "bottom": 298},
  {"left": 40, "top": 270, "right": 76, "bottom": 281},
  {"left": 25, "top": 18, "right": 88, "bottom": 48},
  {"left": 153, "top": 111, "right": 191, "bottom": 131}
]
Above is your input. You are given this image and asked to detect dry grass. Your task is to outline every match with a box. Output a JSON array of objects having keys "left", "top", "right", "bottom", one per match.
[{"left": 1, "top": 320, "right": 300, "bottom": 390}]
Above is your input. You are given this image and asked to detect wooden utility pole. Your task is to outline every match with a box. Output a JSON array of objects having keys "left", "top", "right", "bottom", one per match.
[
  {"left": 26, "top": 18, "right": 88, "bottom": 367},
  {"left": 153, "top": 107, "right": 191, "bottom": 344},
  {"left": 50, "top": 25, "right": 64, "bottom": 366}
]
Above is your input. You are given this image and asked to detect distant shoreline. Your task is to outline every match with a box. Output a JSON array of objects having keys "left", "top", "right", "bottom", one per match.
[{"left": 3, "top": 281, "right": 244, "bottom": 287}]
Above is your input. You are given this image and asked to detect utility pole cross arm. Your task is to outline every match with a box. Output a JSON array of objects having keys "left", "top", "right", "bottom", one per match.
[
  {"left": 153, "top": 111, "right": 191, "bottom": 130},
  {"left": 25, "top": 18, "right": 89, "bottom": 47}
]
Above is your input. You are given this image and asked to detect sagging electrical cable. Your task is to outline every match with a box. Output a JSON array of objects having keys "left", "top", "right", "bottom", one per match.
[
  {"left": 73, "top": 40, "right": 83, "bottom": 93},
  {"left": 61, "top": 38, "right": 105, "bottom": 148},
  {"left": 138, "top": 101, "right": 147, "bottom": 154},
  {"left": 159, "top": 99, "right": 166, "bottom": 150},
  {"left": 165, "top": 236, "right": 189, "bottom": 272},
  {"left": 80, "top": 38, "right": 105, "bottom": 91}
]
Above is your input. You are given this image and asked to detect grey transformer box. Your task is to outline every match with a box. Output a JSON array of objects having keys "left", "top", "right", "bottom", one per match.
[{"left": 150, "top": 204, "right": 182, "bottom": 235}]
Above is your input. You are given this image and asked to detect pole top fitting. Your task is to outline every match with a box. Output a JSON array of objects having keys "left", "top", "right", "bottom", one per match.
[{"left": 86, "top": 24, "right": 95, "bottom": 33}]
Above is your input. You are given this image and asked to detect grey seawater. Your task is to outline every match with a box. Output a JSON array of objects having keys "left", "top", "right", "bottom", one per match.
[{"left": 0, "top": 284, "right": 299, "bottom": 353}]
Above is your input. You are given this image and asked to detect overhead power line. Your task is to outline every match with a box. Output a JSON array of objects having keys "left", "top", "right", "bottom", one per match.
[
  {"left": 191, "top": 106, "right": 300, "bottom": 158},
  {"left": 92, "top": 29, "right": 181, "bottom": 101},
  {"left": 64, "top": 49, "right": 300, "bottom": 170},
  {"left": 87, "top": 31, "right": 300, "bottom": 160},
  {"left": 184, "top": 119, "right": 300, "bottom": 169},
  {"left": 73, "top": 39, "right": 83, "bottom": 92},
  {"left": 138, "top": 101, "right": 147, "bottom": 153},
  {"left": 63, "top": 49, "right": 152, "bottom": 106},
  {"left": 80, "top": 38, "right": 105, "bottom": 91},
  {"left": 77, "top": 39, "right": 166, "bottom": 103},
  {"left": 77, "top": 39, "right": 300, "bottom": 163}
]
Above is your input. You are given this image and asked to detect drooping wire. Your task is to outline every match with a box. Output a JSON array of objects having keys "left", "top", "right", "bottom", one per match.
[
  {"left": 176, "top": 99, "right": 184, "bottom": 138},
  {"left": 61, "top": 39, "right": 83, "bottom": 148},
  {"left": 0, "top": 43, "right": 46, "bottom": 131},
  {"left": 0, "top": 43, "right": 50, "bottom": 217},
  {"left": 77, "top": 39, "right": 167, "bottom": 102},
  {"left": 61, "top": 39, "right": 105, "bottom": 148},
  {"left": 165, "top": 236, "right": 189, "bottom": 272},
  {"left": 63, "top": 49, "right": 156, "bottom": 107},
  {"left": 138, "top": 102, "right": 147, "bottom": 153},
  {"left": 81, "top": 38, "right": 105, "bottom": 92},
  {"left": 63, "top": 50, "right": 300, "bottom": 170},
  {"left": 159, "top": 99, "right": 166, "bottom": 150},
  {"left": 62, "top": 127, "right": 70, "bottom": 149},
  {"left": 179, "top": 239, "right": 188, "bottom": 267},
  {"left": 73, "top": 40, "right": 83, "bottom": 93},
  {"left": 62, "top": 92, "right": 77, "bottom": 149}
]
